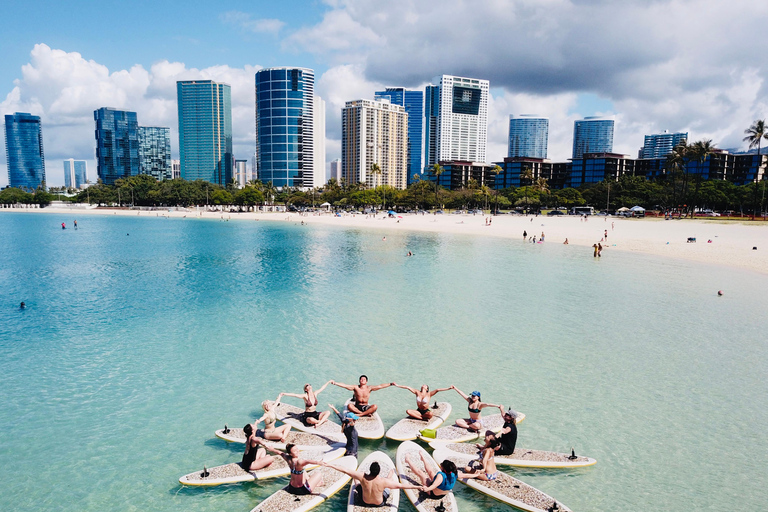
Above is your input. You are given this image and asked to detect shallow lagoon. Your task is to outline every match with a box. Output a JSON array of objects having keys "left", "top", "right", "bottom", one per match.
[{"left": 1, "top": 212, "right": 766, "bottom": 511}]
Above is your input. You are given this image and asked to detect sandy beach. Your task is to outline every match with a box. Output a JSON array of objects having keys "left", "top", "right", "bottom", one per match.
[{"left": 4, "top": 206, "right": 767, "bottom": 275}]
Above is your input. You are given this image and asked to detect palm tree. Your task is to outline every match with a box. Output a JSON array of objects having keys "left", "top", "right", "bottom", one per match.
[
  {"left": 665, "top": 140, "right": 687, "bottom": 210},
  {"left": 688, "top": 139, "right": 715, "bottom": 217},
  {"left": 490, "top": 165, "right": 502, "bottom": 213},
  {"left": 520, "top": 166, "right": 533, "bottom": 213},
  {"left": 370, "top": 163, "right": 383, "bottom": 209},
  {"left": 743, "top": 119, "right": 767, "bottom": 158},
  {"left": 429, "top": 163, "right": 445, "bottom": 210}
]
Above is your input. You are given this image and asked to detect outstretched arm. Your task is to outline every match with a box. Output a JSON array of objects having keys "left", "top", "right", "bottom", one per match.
[
  {"left": 369, "top": 382, "right": 394, "bottom": 392},
  {"left": 393, "top": 383, "right": 417, "bottom": 394},
  {"left": 452, "top": 386, "right": 470, "bottom": 400},
  {"left": 328, "top": 403, "right": 344, "bottom": 422},
  {"left": 320, "top": 461, "right": 364, "bottom": 480},
  {"left": 273, "top": 393, "right": 283, "bottom": 406},
  {"left": 280, "top": 391, "right": 306, "bottom": 399},
  {"left": 387, "top": 476, "right": 422, "bottom": 490},
  {"left": 479, "top": 401, "right": 501, "bottom": 410},
  {"left": 429, "top": 386, "right": 452, "bottom": 397},
  {"left": 330, "top": 380, "right": 355, "bottom": 391},
  {"left": 314, "top": 381, "right": 331, "bottom": 395}
]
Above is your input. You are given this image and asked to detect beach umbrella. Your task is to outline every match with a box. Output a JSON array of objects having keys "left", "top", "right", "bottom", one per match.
[{"left": 388, "top": 210, "right": 397, "bottom": 215}]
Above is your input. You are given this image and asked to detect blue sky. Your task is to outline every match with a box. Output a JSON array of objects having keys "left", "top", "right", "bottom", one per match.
[{"left": 2, "top": 0, "right": 766, "bottom": 187}]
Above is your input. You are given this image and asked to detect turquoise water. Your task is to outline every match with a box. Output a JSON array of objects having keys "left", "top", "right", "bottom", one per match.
[{"left": 1, "top": 212, "right": 766, "bottom": 512}]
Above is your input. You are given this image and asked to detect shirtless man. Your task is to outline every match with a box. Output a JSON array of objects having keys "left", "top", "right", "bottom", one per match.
[
  {"left": 330, "top": 375, "right": 393, "bottom": 417},
  {"left": 322, "top": 458, "right": 422, "bottom": 507}
]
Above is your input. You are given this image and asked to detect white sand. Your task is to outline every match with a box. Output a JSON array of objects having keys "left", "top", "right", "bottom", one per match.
[{"left": 4, "top": 206, "right": 768, "bottom": 275}]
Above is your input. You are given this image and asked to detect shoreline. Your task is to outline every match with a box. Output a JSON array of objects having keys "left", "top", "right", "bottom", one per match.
[{"left": 4, "top": 206, "right": 767, "bottom": 275}]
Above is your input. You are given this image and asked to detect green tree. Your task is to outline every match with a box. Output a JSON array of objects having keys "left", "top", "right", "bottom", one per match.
[
  {"left": 743, "top": 119, "right": 767, "bottom": 158},
  {"left": 0, "top": 187, "right": 34, "bottom": 204},
  {"left": 429, "top": 163, "right": 445, "bottom": 210}
]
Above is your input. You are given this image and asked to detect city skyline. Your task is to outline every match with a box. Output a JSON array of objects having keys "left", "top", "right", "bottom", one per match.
[{"left": 1, "top": 1, "right": 767, "bottom": 187}]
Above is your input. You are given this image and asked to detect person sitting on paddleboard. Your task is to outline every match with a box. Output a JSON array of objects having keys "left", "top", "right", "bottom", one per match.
[
  {"left": 279, "top": 382, "right": 332, "bottom": 428},
  {"left": 241, "top": 423, "right": 281, "bottom": 471},
  {"left": 475, "top": 408, "right": 518, "bottom": 455},
  {"left": 329, "top": 404, "right": 359, "bottom": 458},
  {"left": 277, "top": 443, "right": 325, "bottom": 495},
  {"left": 451, "top": 386, "right": 504, "bottom": 432},
  {"left": 405, "top": 452, "right": 458, "bottom": 499},
  {"left": 392, "top": 382, "right": 452, "bottom": 421},
  {"left": 254, "top": 396, "right": 292, "bottom": 443},
  {"left": 461, "top": 430, "right": 502, "bottom": 481},
  {"left": 330, "top": 375, "right": 393, "bottom": 417},
  {"left": 322, "top": 459, "right": 422, "bottom": 507}
]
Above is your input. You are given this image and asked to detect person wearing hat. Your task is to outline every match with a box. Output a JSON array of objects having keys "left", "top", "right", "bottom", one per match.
[
  {"left": 329, "top": 404, "right": 358, "bottom": 458},
  {"left": 451, "top": 386, "right": 504, "bottom": 432},
  {"left": 495, "top": 408, "right": 519, "bottom": 456}
]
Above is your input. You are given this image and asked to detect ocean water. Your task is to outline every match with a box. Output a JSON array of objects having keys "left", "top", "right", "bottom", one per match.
[{"left": 0, "top": 212, "right": 766, "bottom": 512}]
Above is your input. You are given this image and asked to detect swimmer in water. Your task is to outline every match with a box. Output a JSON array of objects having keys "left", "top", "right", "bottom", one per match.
[{"left": 20, "top": 302, "right": 26, "bottom": 309}]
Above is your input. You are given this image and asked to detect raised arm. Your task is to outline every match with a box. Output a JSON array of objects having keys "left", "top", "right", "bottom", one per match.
[
  {"left": 330, "top": 380, "right": 355, "bottom": 391},
  {"left": 273, "top": 393, "right": 283, "bottom": 406},
  {"left": 393, "top": 383, "right": 417, "bottom": 394},
  {"left": 452, "top": 385, "right": 470, "bottom": 400},
  {"left": 369, "top": 382, "right": 394, "bottom": 392},
  {"left": 280, "top": 391, "right": 306, "bottom": 399},
  {"left": 479, "top": 401, "right": 501, "bottom": 410},
  {"left": 314, "top": 380, "right": 332, "bottom": 395},
  {"left": 428, "top": 386, "right": 452, "bottom": 397},
  {"left": 328, "top": 403, "right": 344, "bottom": 422},
  {"left": 321, "top": 461, "right": 364, "bottom": 480}
]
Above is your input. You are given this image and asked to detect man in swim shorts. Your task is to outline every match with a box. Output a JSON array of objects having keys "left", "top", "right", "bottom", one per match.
[
  {"left": 322, "top": 460, "right": 422, "bottom": 506},
  {"left": 330, "top": 375, "right": 394, "bottom": 417}
]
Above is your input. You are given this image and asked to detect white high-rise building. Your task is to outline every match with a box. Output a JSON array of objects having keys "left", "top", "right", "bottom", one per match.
[
  {"left": 425, "top": 75, "right": 489, "bottom": 166},
  {"left": 313, "top": 95, "right": 326, "bottom": 188},
  {"left": 341, "top": 98, "right": 408, "bottom": 190},
  {"left": 235, "top": 160, "right": 248, "bottom": 188},
  {"left": 171, "top": 159, "right": 180, "bottom": 179}
]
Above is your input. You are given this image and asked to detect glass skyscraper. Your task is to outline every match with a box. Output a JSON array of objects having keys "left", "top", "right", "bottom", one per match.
[
  {"left": 641, "top": 131, "right": 688, "bottom": 159},
  {"left": 94, "top": 108, "right": 140, "bottom": 185},
  {"left": 508, "top": 115, "right": 549, "bottom": 159},
  {"left": 423, "top": 85, "right": 440, "bottom": 170},
  {"left": 255, "top": 67, "right": 317, "bottom": 189},
  {"left": 63, "top": 159, "right": 87, "bottom": 189},
  {"left": 374, "top": 88, "right": 423, "bottom": 185},
  {"left": 4, "top": 112, "right": 46, "bottom": 190},
  {"left": 177, "top": 80, "right": 233, "bottom": 186},
  {"left": 138, "top": 126, "right": 171, "bottom": 180},
  {"left": 572, "top": 116, "right": 615, "bottom": 159}
]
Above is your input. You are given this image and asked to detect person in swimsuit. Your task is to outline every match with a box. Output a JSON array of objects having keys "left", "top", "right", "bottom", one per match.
[
  {"left": 240, "top": 423, "right": 281, "bottom": 471},
  {"left": 451, "top": 386, "right": 504, "bottom": 432},
  {"left": 392, "top": 383, "right": 452, "bottom": 420},
  {"left": 329, "top": 404, "right": 359, "bottom": 457},
  {"left": 322, "top": 459, "right": 422, "bottom": 507},
  {"left": 254, "top": 396, "right": 291, "bottom": 443},
  {"left": 460, "top": 430, "right": 501, "bottom": 481},
  {"left": 405, "top": 451, "right": 457, "bottom": 500},
  {"left": 279, "top": 382, "right": 332, "bottom": 428},
  {"left": 277, "top": 443, "right": 325, "bottom": 495},
  {"left": 330, "top": 375, "right": 393, "bottom": 417}
]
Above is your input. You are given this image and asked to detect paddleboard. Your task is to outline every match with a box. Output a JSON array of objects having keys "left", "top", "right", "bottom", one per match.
[
  {"left": 419, "top": 412, "right": 525, "bottom": 444},
  {"left": 430, "top": 441, "right": 597, "bottom": 469},
  {"left": 347, "top": 451, "right": 400, "bottom": 512},
  {"left": 344, "top": 398, "right": 385, "bottom": 440},
  {"left": 433, "top": 449, "right": 572, "bottom": 512},
  {"left": 250, "top": 455, "right": 358, "bottom": 512},
  {"left": 385, "top": 402, "right": 452, "bottom": 442},
  {"left": 179, "top": 446, "right": 346, "bottom": 487},
  {"left": 215, "top": 427, "right": 344, "bottom": 448},
  {"left": 395, "top": 440, "right": 458, "bottom": 512},
  {"left": 273, "top": 403, "right": 346, "bottom": 442}
]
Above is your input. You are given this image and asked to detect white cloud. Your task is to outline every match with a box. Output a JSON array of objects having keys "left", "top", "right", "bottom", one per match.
[{"left": 220, "top": 11, "right": 285, "bottom": 35}]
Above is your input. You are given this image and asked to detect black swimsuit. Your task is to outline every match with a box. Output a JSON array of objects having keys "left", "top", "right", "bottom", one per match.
[{"left": 241, "top": 443, "right": 258, "bottom": 469}]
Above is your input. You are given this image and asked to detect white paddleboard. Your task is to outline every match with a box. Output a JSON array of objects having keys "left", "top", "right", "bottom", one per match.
[
  {"left": 179, "top": 447, "right": 346, "bottom": 487},
  {"left": 347, "top": 451, "right": 400, "bottom": 512},
  {"left": 273, "top": 403, "right": 346, "bottom": 442},
  {"left": 215, "top": 427, "right": 344, "bottom": 448},
  {"left": 250, "top": 455, "right": 358, "bottom": 512},
  {"left": 433, "top": 449, "right": 572, "bottom": 512},
  {"left": 430, "top": 441, "right": 597, "bottom": 469},
  {"left": 419, "top": 412, "right": 525, "bottom": 444},
  {"left": 344, "top": 398, "right": 385, "bottom": 440},
  {"left": 395, "top": 441, "right": 458, "bottom": 512},
  {"left": 385, "top": 402, "right": 452, "bottom": 441}
]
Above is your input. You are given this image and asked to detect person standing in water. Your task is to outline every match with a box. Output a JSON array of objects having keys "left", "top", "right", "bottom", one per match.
[{"left": 329, "top": 404, "right": 359, "bottom": 457}]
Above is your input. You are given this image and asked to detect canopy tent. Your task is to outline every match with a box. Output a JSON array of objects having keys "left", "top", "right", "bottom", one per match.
[
  {"left": 630, "top": 206, "right": 645, "bottom": 211},
  {"left": 617, "top": 207, "right": 630, "bottom": 212},
  {"left": 320, "top": 202, "right": 332, "bottom": 210}
]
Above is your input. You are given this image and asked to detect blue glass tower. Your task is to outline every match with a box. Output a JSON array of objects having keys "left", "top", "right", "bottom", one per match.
[
  {"left": 63, "top": 159, "right": 87, "bottom": 189},
  {"left": 177, "top": 80, "right": 233, "bottom": 186},
  {"left": 138, "top": 126, "right": 172, "bottom": 180},
  {"left": 572, "top": 116, "right": 614, "bottom": 159},
  {"left": 255, "top": 67, "right": 315, "bottom": 188},
  {"left": 375, "top": 88, "right": 423, "bottom": 185},
  {"left": 641, "top": 131, "right": 687, "bottom": 159},
  {"left": 94, "top": 108, "right": 140, "bottom": 185},
  {"left": 4, "top": 112, "right": 46, "bottom": 190},
  {"left": 508, "top": 115, "right": 548, "bottom": 159},
  {"left": 423, "top": 85, "right": 440, "bottom": 169}
]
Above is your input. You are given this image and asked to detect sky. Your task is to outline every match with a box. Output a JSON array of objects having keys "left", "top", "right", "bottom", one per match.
[{"left": 2, "top": 0, "right": 767, "bottom": 187}]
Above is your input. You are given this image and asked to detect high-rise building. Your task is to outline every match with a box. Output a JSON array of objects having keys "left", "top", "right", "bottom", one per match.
[
  {"left": 177, "top": 80, "right": 233, "bottom": 185},
  {"left": 341, "top": 98, "right": 408, "bottom": 190},
  {"left": 254, "top": 67, "right": 317, "bottom": 189},
  {"left": 4, "top": 112, "right": 46, "bottom": 190},
  {"left": 94, "top": 108, "right": 139, "bottom": 185},
  {"left": 423, "top": 85, "right": 440, "bottom": 170},
  {"left": 313, "top": 95, "right": 326, "bottom": 188},
  {"left": 235, "top": 159, "right": 248, "bottom": 187},
  {"left": 330, "top": 159, "right": 342, "bottom": 183},
  {"left": 375, "top": 88, "right": 423, "bottom": 185},
  {"left": 63, "top": 159, "right": 87, "bottom": 189},
  {"left": 508, "top": 115, "right": 549, "bottom": 159},
  {"left": 171, "top": 159, "right": 181, "bottom": 179},
  {"left": 572, "top": 116, "right": 615, "bottom": 159},
  {"left": 423, "top": 75, "right": 489, "bottom": 167},
  {"left": 640, "top": 131, "right": 688, "bottom": 159},
  {"left": 138, "top": 126, "right": 171, "bottom": 180}
]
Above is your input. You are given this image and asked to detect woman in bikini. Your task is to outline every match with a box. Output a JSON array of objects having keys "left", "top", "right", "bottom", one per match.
[
  {"left": 279, "top": 382, "right": 332, "bottom": 428},
  {"left": 241, "top": 423, "right": 281, "bottom": 471},
  {"left": 451, "top": 386, "right": 504, "bottom": 432},
  {"left": 405, "top": 451, "right": 458, "bottom": 499},
  {"left": 254, "top": 395, "right": 292, "bottom": 443},
  {"left": 460, "top": 430, "right": 501, "bottom": 481},
  {"left": 279, "top": 443, "right": 325, "bottom": 495},
  {"left": 392, "top": 383, "right": 452, "bottom": 420}
]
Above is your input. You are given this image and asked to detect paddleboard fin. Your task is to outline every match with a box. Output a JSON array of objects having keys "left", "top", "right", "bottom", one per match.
[
  {"left": 201, "top": 465, "right": 210, "bottom": 478},
  {"left": 435, "top": 500, "right": 446, "bottom": 512},
  {"left": 223, "top": 424, "right": 230, "bottom": 434},
  {"left": 568, "top": 448, "right": 577, "bottom": 460},
  {"left": 432, "top": 401, "right": 438, "bottom": 409},
  {"left": 547, "top": 501, "right": 560, "bottom": 512}
]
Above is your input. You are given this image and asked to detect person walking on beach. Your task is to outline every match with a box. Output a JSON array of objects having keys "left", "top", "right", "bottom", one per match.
[
  {"left": 330, "top": 375, "right": 394, "bottom": 417},
  {"left": 278, "top": 382, "right": 332, "bottom": 428},
  {"left": 392, "top": 383, "right": 452, "bottom": 420},
  {"left": 322, "top": 457, "right": 422, "bottom": 507},
  {"left": 329, "top": 404, "right": 359, "bottom": 457},
  {"left": 604, "top": 229, "right": 608, "bottom": 240}
]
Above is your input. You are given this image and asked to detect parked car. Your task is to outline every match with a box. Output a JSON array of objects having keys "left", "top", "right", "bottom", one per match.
[{"left": 547, "top": 210, "right": 565, "bottom": 216}]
